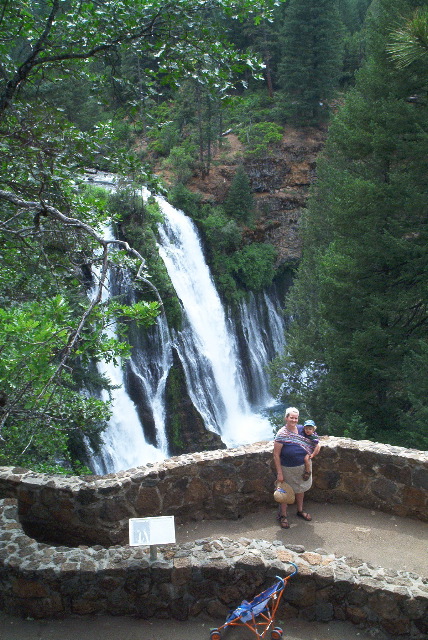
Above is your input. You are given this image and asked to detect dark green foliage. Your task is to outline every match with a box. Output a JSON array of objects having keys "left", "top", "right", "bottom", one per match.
[
  {"left": 226, "top": 242, "right": 277, "bottom": 291},
  {"left": 276, "top": 0, "right": 428, "bottom": 450},
  {"left": 109, "top": 189, "right": 183, "bottom": 329},
  {"left": 225, "top": 92, "right": 279, "bottom": 129},
  {"left": 161, "top": 145, "right": 197, "bottom": 185},
  {"left": 339, "top": 0, "right": 372, "bottom": 33},
  {"left": 202, "top": 208, "right": 242, "bottom": 253},
  {"left": 340, "top": 0, "right": 372, "bottom": 88},
  {"left": 147, "top": 104, "right": 183, "bottom": 156},
  {"left": 223, "top": 166, "right": 254, "bottom": 223},
  {"left": 237, "top": 122, "right": 283, "bottom": 158},
  {"left": 168, "top": 183, "right": 204, "bottom": 219},
  {"left": 278, "top": 0, "right": 345, "bottom": 123}
]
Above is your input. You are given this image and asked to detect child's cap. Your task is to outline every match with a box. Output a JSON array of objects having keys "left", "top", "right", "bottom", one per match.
[{"left": 303, "top": 419, "right": 316, "bottom": 428}]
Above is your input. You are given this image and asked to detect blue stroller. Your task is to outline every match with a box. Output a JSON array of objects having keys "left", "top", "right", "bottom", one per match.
[{"left": 210, "top": 562, "right": 298, "bottom": 639}]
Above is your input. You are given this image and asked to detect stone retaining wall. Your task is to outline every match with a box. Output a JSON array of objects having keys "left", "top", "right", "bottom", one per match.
[
  {"left": 0, "top": 498, "right": 427, "bottom": 638},
  {"left": 0, "top": 438, "right": 427, "bottom": 637},
  {"left": 0, "top": 437, "right": 426, "bottom": 547}
]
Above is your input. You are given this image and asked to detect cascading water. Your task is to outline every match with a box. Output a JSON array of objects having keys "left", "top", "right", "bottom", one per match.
[
  {"left": 234, "top": 290, "right": 286, "bottom": 408},
  {"left": 154, "top": 195, "right": 281, "bottom": 447},
  {"left": 122, "top": 305, "right": 172, "bottom": 455},
  {"left": 86, "top": 175, "right": 166, "bottom": 474},
  {"left": 85, "top": 174, "right": 287, "bottom": 472}
]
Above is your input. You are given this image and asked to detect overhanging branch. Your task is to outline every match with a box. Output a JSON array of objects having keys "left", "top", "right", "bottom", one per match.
[{"left": 0, "top": 187, "right": 164, "bottom": 411}]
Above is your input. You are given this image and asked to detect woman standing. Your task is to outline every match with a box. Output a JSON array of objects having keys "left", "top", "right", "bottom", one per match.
[{"left": 273, "top": 406, "right": 315, "bottom": 529}]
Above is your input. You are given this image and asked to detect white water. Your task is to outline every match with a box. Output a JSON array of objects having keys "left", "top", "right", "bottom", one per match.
[
  {"left": 126, "top": 312, "right": 172, "bottom": 455},
  {"left": 154, "top": 195, "right": 276, "bottom": 447},
  {"left": 85, "top": 176, "right": 286, "bottom": 472},
  {"left": 91, "top": 344, "right": 165, "bottom": 473},
  {"left": 236, "top": 290, "right": 286, "bottom": 407},
  {"left": 87, "top": 210, "right": 165, "bottom": 474}
]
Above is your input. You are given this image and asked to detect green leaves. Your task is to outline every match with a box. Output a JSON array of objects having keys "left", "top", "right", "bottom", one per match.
[
  {"left": 226, "top": 242, "right": 277, "bottom": 291},
  {"left": 108, "top": 300, "right": 160, "bottom": 327}
]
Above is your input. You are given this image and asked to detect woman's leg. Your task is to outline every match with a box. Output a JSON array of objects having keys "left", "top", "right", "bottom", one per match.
[
  {"left": 278, "top": 499, "right": 289, "bottom": 528},
  {"left": 296, "top": 491, "right": 312, "bottom": 520},
  {"left": 295, "top": 492, "right": 304, "bottom": 512}
]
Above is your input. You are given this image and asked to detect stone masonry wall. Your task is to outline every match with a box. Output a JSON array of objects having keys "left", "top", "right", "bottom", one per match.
[
  {"left": 0, "top": 498, "right": 427, "bottom": 638},
  {"left": 0, "top": 437, "right": 427, "bottom": 638},
  {"left": 0, "top": 437, "right": 426, "bottom": 547}
]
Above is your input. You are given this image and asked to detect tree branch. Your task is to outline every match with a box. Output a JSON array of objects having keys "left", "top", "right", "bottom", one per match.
[
  {"left": 0, "top": 5, "right": 165, "bottom": 114},
  {"left": 0, "top": 189, "right": 164, "bottom": 299},
  {"left": 0, "top": 187, "right": 163, "bottom": 406},
  {"left": 0, "top": 0, "right": 61, "bottom": 112}
]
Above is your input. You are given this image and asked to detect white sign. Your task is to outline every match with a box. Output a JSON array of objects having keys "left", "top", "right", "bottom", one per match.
[{"left": 129, "top": 516, "right": 176, "bottom": 546}]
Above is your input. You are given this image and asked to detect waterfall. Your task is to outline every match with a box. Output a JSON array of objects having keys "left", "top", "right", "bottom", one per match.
[
  {"left": 123, "top": 309, "right": 172, "bottom": 455},
  {"left": 153, "top": 195, "right": 281, "bottom": 448},
  {"left": 234, "top": 289, "right": 286, "bottom": 408},
  {"left": 85, "top": 174, "right": 287, "bottom": 472},
  {"left": 86, "top": 175, "right": 167, "bottom": 474}
]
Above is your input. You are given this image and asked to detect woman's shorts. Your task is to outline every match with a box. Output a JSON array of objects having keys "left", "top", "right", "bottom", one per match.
[{"left": 281, "top": 462, "right": 312, "bottom": 493}]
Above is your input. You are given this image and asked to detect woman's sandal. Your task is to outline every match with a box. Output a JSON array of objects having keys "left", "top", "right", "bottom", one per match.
[
  {"left": 296, "top": 510, "right": 312, "bottom": 521},
  {"left": 279, "top": 516, "right": 290, "bottom": 529},
  {"left": 302, "top": 470, "right": 311, "bottom": 481}
]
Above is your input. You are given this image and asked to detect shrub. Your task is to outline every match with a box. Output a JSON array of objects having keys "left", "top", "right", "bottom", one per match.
[
  {"left": 161, "top": 145, "right": 196, "bottom": 184},
  {"left": 226, "top": 243, "right": 277, "bottom": 291},
  {"left": 223, "top": 166, "right": 254, "bottom": 224},
  {"left": 238, "top": 122, "right": 283, "bottom": 158},
  {"left": 202, "top": 209, "right": 242, "bottom": 252}
]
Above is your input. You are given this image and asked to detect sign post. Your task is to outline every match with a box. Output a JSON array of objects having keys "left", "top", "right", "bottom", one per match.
[{"left": 129, "top": 516, "right": 176, "bottom": 561}]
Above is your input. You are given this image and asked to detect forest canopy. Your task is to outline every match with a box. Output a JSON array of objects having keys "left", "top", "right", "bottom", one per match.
[
  {"left": 0, "top": 0, "right": 279, "bottom": 472},
  {"left": 271, "top": 0, "right": 428, "bottom": 450},
  {"left": 1, "top": 0, "right": 427, "bottom": 474}
]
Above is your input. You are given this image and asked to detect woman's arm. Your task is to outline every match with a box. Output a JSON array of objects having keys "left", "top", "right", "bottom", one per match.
[{"left": 273, "top": 441, "right": 284, "bottom": 482}]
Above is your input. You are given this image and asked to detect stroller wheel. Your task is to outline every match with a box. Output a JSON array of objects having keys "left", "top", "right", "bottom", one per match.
[
  {"left": 210, "top": 629, "right": 221, "bottom": 640},
  {"left": 271, "top": 626, "right": 283, "bottom": 639}
]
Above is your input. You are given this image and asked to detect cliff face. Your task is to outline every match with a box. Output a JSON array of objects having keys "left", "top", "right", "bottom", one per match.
[
  {"left": 188, "top": 126, "right": 326, "bottom": 266},
  {"left": 164, "top": 348, "right": 226, "bottom": 456}
]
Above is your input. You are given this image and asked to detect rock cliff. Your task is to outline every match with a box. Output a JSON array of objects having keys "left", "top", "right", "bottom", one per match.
[{"left": 188, "top": 126, "right": 326, "bottom": 265}]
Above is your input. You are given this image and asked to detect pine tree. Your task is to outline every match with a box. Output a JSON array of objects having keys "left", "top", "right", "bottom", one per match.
[
  {"left": 223, "top": 166, "right": 254, "bottom": 224},
  {"left": 278, "top": 0, "right": 345, "bottom": 123},
  {"left": 280, "top": 0, "right": 428, "bottom": 449},
  {"left": 339, "top": 0, "right": 372, "bottom": 33}
]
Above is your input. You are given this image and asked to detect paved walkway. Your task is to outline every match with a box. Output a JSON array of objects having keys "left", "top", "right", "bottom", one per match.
[
  {"left": 0, "top": 611, "right": 392, "bottom": 640},
  {"left": 2, "top": 501, "right": 426, "bottom": 640},
  {"left": 176, "top": 500, "right": 428, "bottom": 577}
]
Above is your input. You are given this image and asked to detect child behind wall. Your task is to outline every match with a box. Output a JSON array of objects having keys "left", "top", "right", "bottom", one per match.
[{"left": 302, "top": 420, "right": 320, "bottom": 480}]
